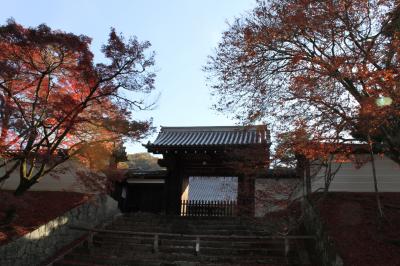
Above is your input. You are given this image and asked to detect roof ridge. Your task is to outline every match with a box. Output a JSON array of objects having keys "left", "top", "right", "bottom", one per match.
[
  {"left": 160, "top": 125, "right": 267, "bottom": 132},
  {"left": 144, "top": 125, "right": 270, "bottom": 151}
]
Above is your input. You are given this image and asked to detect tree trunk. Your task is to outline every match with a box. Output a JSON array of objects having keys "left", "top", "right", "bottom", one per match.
[
  {"left": 368, "top": 136, "right": 385, "bottom": 218},
  {"left": 14, "top": 178, "right": 36, "bottom": 196}
]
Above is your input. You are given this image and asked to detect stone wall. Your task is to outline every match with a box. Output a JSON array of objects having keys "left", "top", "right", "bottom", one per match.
[
  {"left": 0, "top": 194, "right": 119, "bottom": 266},
  {"left": 302, "top": 199, "right": 343, "bottom": 266}
]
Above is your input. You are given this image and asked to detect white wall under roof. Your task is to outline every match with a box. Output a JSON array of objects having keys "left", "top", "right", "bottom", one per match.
[
  {"left": 311, "top": 155, "right": 400, "bottom": 192},
  {"left": 0, "top": 160, "right": 95, "bottom": 192}
]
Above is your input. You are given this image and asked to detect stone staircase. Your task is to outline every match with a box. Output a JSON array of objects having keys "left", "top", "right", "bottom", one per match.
[{"left": 52, "top": 213, "right": 312, "bottom": 266}]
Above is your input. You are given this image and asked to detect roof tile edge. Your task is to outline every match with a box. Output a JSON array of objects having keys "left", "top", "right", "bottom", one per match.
[{"left": 159, "top": 125, "right": 268, "bottom": 132}]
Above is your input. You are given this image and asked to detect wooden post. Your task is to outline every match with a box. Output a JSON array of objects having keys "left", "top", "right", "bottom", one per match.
[
  {"left": 284, "top": 237, "right": 289, "bottom": 257},
  {"left": 163, "top": 156, "right": 184, "bottom": 215},
  {"left": 153, "top": 234, "right": 159, "bottom": 253},
  {"left": 182, "top": 200, "right": 186, "bottom": 216},
  {"left": 195, "top": 237, "right": 200, "bottom": 255},
  {"left": 237, "top": 174, "right": 255, "bottom": 216},
  {"left": 181, "top": 200, "right": 184, "bottom": 216},
  {"left": 88, "top": 232, "right": 93, "bottom": 248}
]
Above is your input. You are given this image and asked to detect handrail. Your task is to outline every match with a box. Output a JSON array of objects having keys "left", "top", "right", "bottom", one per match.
[
  {"left": 44, "top": 232, "right": 93, "bottom": 266},
  {"left": 69, "top": 225, "right": 315, "bottom": 258}
]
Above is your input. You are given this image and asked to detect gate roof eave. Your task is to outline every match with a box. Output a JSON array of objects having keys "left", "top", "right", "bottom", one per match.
[{"left": 144, "top": 125, "right": 271, "bottom": 154}]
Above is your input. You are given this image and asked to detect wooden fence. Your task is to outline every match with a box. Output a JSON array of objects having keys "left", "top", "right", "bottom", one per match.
[{"left": 181, "top": 200, "right": 237, "bottom": 217}]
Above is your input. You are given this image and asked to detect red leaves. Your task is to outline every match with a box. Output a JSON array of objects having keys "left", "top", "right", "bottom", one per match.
[
  {"left": 206, "top": 0, "right": 400, "bottom": 166},
  {"left": 0, "top": 20, "right": 155, "bottom": 194}
]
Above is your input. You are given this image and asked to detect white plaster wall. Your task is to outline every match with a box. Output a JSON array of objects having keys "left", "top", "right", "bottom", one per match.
[
  {"left": 0, "top": 160, "right": 93, "bottom": 192},
  {"left": 311, "top": 155, "right": 400, "bottom": 192}
]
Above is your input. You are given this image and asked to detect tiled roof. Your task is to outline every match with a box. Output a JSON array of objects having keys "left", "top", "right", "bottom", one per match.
[{"left": 145, "top": 126, "right": 269, "bottom": 149}]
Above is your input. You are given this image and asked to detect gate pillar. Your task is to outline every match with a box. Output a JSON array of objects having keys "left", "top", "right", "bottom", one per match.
[{"left": 237, "top": 174, "right": 255, "bottom": 216}]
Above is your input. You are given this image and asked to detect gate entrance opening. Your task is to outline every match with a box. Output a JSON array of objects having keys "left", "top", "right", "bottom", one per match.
[{"left": 181, "top": 176, "right": 238, "bottom": 216}]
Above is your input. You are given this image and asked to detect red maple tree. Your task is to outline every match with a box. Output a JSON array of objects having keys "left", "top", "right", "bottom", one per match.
[
  {"left": 205, "top": 0, "right": 400, "bottom": 165},
  {"left": 0, "top": 20, "right": 156, "bottom": 195}
]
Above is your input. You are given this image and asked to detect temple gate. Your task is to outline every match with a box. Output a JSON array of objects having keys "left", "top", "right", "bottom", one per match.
[{"left": 144, "top": 126, "right": 270, "bottom": 217}]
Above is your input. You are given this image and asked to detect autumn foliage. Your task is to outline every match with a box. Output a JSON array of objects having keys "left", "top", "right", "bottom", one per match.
[
  {"left": 0, "top": 20, "right": 156, "bottom": 194},
  {"left": 206, "top": 0, "right": 400, "bottom": 165}
]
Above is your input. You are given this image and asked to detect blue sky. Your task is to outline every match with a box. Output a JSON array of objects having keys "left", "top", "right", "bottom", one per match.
[{"left": 0, "top": 0, "right": 256, "bottom": 153}]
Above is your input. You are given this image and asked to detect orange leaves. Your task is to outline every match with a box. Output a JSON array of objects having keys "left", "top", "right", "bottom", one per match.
[
  {"left": 0, "top": 20, "right": 155, "bottom": 194},
  {"left": 243, "top": 27, "right": 254, "bottom": 43},
  {"left": 207, "top": 0, "right": 400, "bottom": 166}
]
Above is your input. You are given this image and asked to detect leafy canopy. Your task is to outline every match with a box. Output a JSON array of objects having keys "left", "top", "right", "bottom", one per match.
[
  {"left": 206, "top": 0, "right": 400, "bottom": 164},
  {"left": 0, "top": 20, "right": 156, "bottom": 194}
]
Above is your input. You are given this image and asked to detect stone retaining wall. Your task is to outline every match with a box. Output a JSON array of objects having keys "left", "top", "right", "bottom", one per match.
[
  {"left": 302, "top": 199, "right": 343, "bottom": 266},
  {"left": 0, "top": 194, "right": 119, "bottom": 266}
]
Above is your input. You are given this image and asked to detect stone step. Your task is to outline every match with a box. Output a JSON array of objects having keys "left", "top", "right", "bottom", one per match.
[
  {"left": 117, "top": 216, "right": 263, "bottom": 225},
  {"left": 61, "top": 249, "right": 288, "bottom": 265},
  {"left": 55, "top": 258, "right": 176, "bottom": 266},
  {"left": 93, "top": 234, "right": 285, "bottom": 249},
  {"left": 53, "top": 213, "right": 309, "bottom": 266},
  {"left": 89, "top": 240, "right": 286, "bottom": 257},
  {"left": 104, "top": 226, "right": 273, "bottom": 236},
  {"left": 54, "top": 260, "right": 111, "bottom": 266},
  {"left": 71, "top": 246, "right": 287, "bottom": 260},
  {"left": 111, "top": 216, "right": 275, "bottom": 227},
  {"left": 111, "top": 221, "right": 256, "bottom": 229},
  {"left": 109, "top": 223, "right": 272, "bottom": 232},
  {"left": 114, "top": 221, "right": 271, "bottom": 228},
  {"left": 93, "top": 232, "right": 285, "bottom": 243},
  {"left": 55, "top": 258, "right": 287, "bottom": 266},
  {"left": 115, "top": 216, "right": 267, "bottom": 223},
  {"left": 111, "top": 221, "right": 253, "bottom": 229},
  {"left": 121, "top": 214, "right": 241, "bottom": 220}
]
